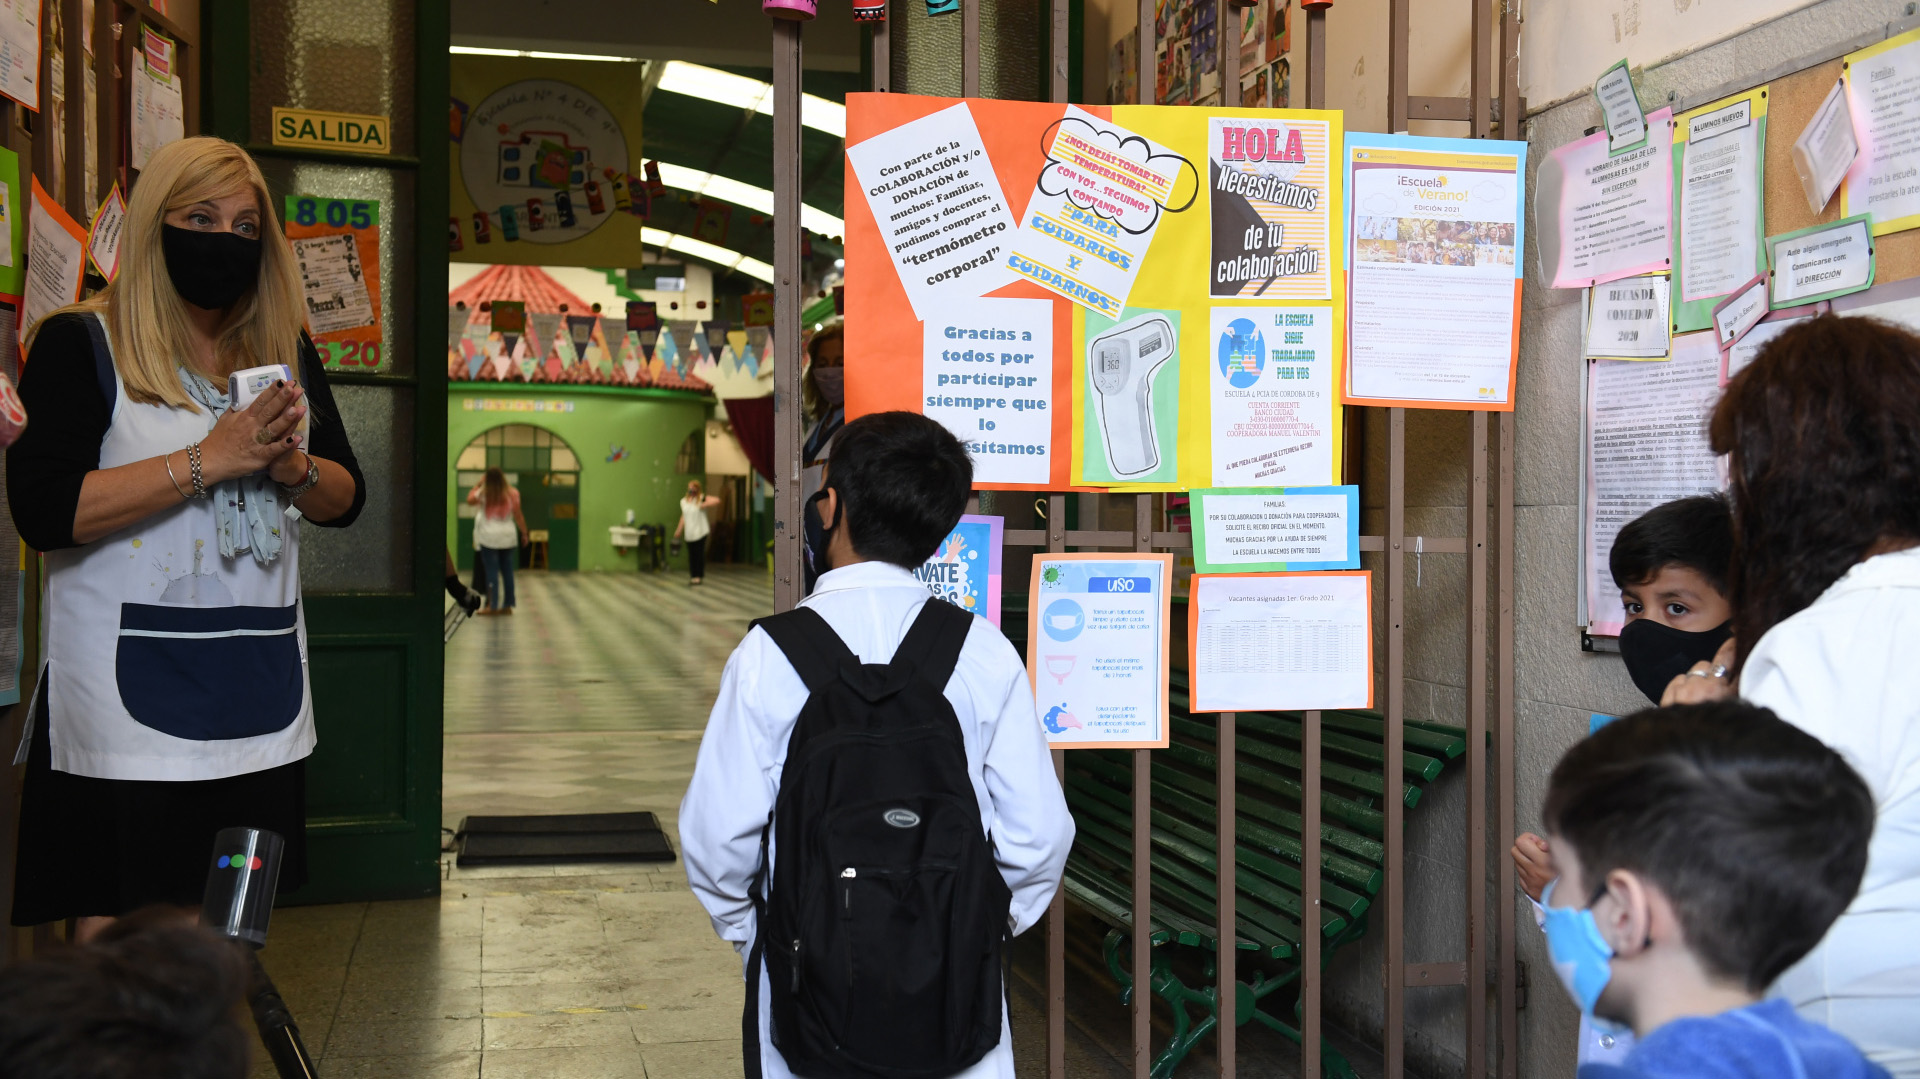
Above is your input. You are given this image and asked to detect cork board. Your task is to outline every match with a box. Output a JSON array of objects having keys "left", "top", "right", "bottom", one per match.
[{"left": 1762, "top": 56, "right": 1920, "bottom": 286}]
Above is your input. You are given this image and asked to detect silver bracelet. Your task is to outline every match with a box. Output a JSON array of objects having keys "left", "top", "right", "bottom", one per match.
[
  {"left": 164, "top": 451, "right": 191, "bottom": 501},
  {"left": 186, "top": 442, "right": 207, "bottom": 499},
  {"left": 279, "top": 451, "right": 321, "bottom": 501}
]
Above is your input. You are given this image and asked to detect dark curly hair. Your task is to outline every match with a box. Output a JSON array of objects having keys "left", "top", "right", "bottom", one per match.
[{"left": 1709, "top": 314, "right": 1920, "bottom": 671}]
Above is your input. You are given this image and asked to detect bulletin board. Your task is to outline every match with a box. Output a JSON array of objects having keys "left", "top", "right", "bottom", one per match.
[{"left": 1577, "top": 20, "right": 1920, "bottom": 642}]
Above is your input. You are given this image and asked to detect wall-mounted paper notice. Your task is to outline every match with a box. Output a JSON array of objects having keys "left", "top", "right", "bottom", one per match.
[
  {"left": 1027, "top": 553, "right": 1173, "bottom": 749},
  {"left": 21, "top": 177, "right": 86, "bottom": 352},
  {"left": 1188, "top": 571, "right": 1372, "bottom": 713},
  {"left": 1208, "top": 305, "right": 1337, "bottom": 487},
  {"left": 1008, "top": 106, "right": 1192, "bottom": 318},
  {"left": 1586, "top": 273, "right": 1671, "bottom": 360},
  {"left": 922, "top": 296, "right": 1054, "bottom": 485},
  {"left": 1674, "top": 91, "right": 1765, "bottom": 310},
  {"left": 1594, "top": 60, "right": 1648, "bottom": 155},
  {"left": 0, "top": 0, "right": 40, "bottom": 111},
  {"left": 846, "top": 102, "right": 1018, "bottom": 320},
  {"left": 86, "top": 184, "right": 126, "bottom": 281},
  {"left": 1843, "top": 27, "right": 1920, "bottom": 234},
  {"left": 1767, "top": 215, "right": 1873, "bottom": 307},
  {"left": 1583, "top": 332, "right": 1723, "bottom": 636},
  {"left": 1793, "top": 80, "right": 1858, "bottom": 215},
  {"left": 1541, "top": 109, "right": 1673, "bottom": 289},
  {"left": 1188, "top": 485, "right": 1359, "bottom": 574},
  {"left": 1710, "top": 274, "right": 1768, "bottom": 350},
  {"left": 1724, "top": 304, "right": 1824, "bottom": 384}
]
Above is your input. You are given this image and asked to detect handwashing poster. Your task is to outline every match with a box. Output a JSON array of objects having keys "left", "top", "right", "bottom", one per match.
[
  {"left": 916, "top": 514, "right": 1004, "bottom": 626},
  {"left": 1026, "top": 552, "right": 1172, "bottom": 749},
  {"left": 843, "top": 93, "right": 1344, "bottom": 492}
]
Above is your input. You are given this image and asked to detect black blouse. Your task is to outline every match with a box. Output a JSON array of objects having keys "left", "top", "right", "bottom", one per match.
[{"left": 6, "top": 312, "right": 367, "bottom": 551}]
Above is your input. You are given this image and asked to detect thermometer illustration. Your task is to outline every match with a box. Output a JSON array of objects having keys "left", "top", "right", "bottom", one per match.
[{"left": 1088, "top": 314, "right": 1175, "bottom": 477}]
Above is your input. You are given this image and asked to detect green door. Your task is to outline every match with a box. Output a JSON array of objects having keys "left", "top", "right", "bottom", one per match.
[{"left": 210, "top": 0, "right": 450, "bottom": 903}]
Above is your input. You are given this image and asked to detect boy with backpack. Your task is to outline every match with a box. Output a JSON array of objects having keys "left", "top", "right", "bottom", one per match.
[
  {"left": 1538, "top": 701, "right": 1885, "bottom": 1079},
  {"left": 681, "top": 411, "right": 1074, "bottom": 1079}
]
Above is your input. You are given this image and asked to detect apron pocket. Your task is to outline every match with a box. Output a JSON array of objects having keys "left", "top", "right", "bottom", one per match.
[{"left": 116, "top": 602, "right": 304, "bottom": 741}]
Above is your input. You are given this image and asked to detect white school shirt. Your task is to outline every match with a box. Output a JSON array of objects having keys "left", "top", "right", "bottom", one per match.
[
  {"left": 680, "top": 560, "right": 1075, "bottom": 1079},
  {"left": 679, "top": 495, "right": 712, "bottom": 542},
  {"left": 1744, "top": 547, "right": 1920, "bottom": 1079}
]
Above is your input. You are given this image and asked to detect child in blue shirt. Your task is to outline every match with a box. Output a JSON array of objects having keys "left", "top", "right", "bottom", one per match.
[{"left": 1538, "top": 700, "right": 1885, "bottom": 1079}]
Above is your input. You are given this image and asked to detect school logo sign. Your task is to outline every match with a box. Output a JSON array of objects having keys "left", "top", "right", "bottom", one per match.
[{"left": 271, "top": 107, "right": 391, "bottom": 155}]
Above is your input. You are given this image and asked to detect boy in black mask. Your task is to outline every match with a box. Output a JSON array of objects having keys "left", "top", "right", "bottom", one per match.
[{"left": 1608, "top": 494, "right": 1734, "bottom": 705}]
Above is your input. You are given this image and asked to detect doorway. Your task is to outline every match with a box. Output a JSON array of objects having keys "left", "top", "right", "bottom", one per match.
[{"left": 455, "top": 424, "right": 582, "bottom": 572}]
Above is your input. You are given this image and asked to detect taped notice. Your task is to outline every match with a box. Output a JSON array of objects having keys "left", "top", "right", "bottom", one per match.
[
  {"left": 847, "top": 102, "right": 1018, "bottom": 320},
  {"left": 1585, "top": 274, "right": 1670, "bottom": 360}
]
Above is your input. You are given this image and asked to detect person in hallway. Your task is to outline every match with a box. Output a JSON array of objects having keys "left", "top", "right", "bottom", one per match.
[
  {"left": 1537, "top": 702, "right": 1883, "bottom": 1079},
  {"left": 5, "top": 136, "right": 365, "bottom": 939},
  {"left": 799, "top": 319, "right": 844, "bottom": 592},
  {"left": 1665, "top": 315, "right": 1920, "bottom": 1076},
  {"left": 675, "top": 478, "right": 722, "bottom": 585},
  {"left": 680, "top": 412, "right": 1073, "bottom": 1079},
  {"left": 466, "top": 466, "right": 526, "bottom": 614}
]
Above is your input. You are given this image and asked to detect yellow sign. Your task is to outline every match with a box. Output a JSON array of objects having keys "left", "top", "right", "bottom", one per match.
[{"left": 271, "top": 107, "right": 392, "bottom": 155}]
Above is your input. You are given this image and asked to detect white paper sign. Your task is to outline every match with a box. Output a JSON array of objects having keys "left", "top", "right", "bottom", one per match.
[
  {"left": 1542, "top": 109, "right": 1674, "bottom": 289},
  {"left": 0, "top": 0, "right": 39, "bottom": 111},
  {"left": 1008, "top": 106, "right": 1186, "bottom": 319},
  {"left": 847, "top": 102, "right": 1018, "bottom": 320},
  {"left": 1191, "top": 573, "right": 1371, "bottom": 712},
  {"left": 1197, "top": 491, "right": 1353, "bottom": 569},
  {"left": 21, "top": 185, "right": 85, "bottom": 351},
  {"left": 1769, "top": 218, "right": 1872, "bottom": 306},
  {"left": 1031, "top": 556, "right": 1168, "bottom": 748},
  {"left": 1584, "top": 333, "right": 1723, "bottom": 635},
  {"left": 1794, "top": 80, "right": 1858, "bottom": 214},
  {"left": 1726, "top": 314, "right": 1811, "bottom": 381},
  {"left": 1586, "top": 274, "right": 1671, "bottom": 359},
  {"left": 86, "top": 187, "right": 126, "bottom": 281},
  {"left": 1208, "top": 305, "right": 1336, "bottom": 487},
  {"left": 1845, "top": 33, "right": 1920, "bottom": 228},
  {"left": 922, "top": 296, "right": 1053, "bottom": 485},
  {"left": 1595, "top": 62, "right": 1648, "bottom": 154},
  {"left": 1712, "top": 276, "right": 1769, "bottom": 349},
  {"left": 1678, "top": 98, "right": 1762, "bottom": 303},
  {"left": 130, "top": 56, "right": 184, "bottom": 170}
]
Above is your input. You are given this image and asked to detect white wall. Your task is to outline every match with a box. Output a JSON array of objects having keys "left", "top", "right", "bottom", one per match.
[{"left": 1519, "top": 0, "right": 1823, "bottom": 111}]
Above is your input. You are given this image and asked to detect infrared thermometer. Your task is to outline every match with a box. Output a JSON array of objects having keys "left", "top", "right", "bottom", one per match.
[{"left": 1088, "top": 314, "right": 1174, "bottom": 477}]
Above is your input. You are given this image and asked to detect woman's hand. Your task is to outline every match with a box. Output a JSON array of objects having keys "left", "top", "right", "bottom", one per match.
[
  {"left": 200, "top": 381, "right": 306, "bottom": 484},
  {"left": 1660, "top": 636, "right": 1738, "bottom": 706},
  {"left": 267, "top": 447, "right": 311, "bottom": 487},
  {"left": 1511, "top": 832, "right": 1555, "bottom": 903}
]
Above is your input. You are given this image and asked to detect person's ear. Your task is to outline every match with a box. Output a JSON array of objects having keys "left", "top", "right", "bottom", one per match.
[
  {"left": 1595, "top": 869, "right": 1656, "bottom": 958},
  {"left": 821, "top": 487, "right": 841, "bottom": 529}
]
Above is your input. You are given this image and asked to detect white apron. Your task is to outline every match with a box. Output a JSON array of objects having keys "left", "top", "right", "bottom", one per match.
[{"left": 24, "top": 317, "right": 313, "bottom": 781}]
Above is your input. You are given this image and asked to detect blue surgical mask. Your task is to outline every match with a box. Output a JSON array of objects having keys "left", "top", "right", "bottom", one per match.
[{"left": 1540, "top": 879, "right": 1633, "bottom": 1036}]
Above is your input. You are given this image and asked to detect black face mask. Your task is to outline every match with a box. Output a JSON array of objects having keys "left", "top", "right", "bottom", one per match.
[
  {"left": 1617, "top": 618, "right": 1732, "bottom": 704},
  {"left": 162, "top": 225, "right": 262, "bottom": 311},
  {"left": 802, "top": 488, "right": 841, "bottom": 595}
]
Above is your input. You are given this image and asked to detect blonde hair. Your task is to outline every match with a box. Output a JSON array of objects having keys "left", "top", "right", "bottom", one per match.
[{"left": 33, "top": 137, "right": 306, "bottom": 409}]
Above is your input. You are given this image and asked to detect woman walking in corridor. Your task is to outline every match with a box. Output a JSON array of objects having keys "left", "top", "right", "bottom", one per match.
[
  {"left": 675, "top": 480, "right": 722, "bottom": 585},
  {"left": 467, "top": 467, "right": 527, "bottom": 614}
]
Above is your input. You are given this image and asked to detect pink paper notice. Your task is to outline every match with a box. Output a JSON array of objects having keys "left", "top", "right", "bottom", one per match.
[{"left": 1545, "top": 108, "right": 1674, "bottom": 289}]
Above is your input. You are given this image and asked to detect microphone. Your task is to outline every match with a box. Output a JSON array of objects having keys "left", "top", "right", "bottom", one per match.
[{"left": 201, "top": 828, "right": 321, "bottom": 1079}]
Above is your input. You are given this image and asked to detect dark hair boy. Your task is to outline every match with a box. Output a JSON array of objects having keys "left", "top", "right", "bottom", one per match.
[
  {"left": 1538, "top": 701, "right": 1883, "bottom": 1079},
  {"left": 1610, "top": 494, "right": 1735, "bottom": 705}
]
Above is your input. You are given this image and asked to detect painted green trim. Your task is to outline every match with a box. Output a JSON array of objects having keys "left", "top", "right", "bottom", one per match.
[
  {"left": 204, "top": 0, "right": 250, "bottom": 143},
  {"left": 592, "top": 267, "right": 645, "bottom": 304},
  {"left": 801, "top": 295, "right": 836, "bottom": 325},
  {"left": 245, "top": 143, "right": 423, "bottom": 168},
  {"left": 450, "top": 381, "right": 714, "bottom": 403}
]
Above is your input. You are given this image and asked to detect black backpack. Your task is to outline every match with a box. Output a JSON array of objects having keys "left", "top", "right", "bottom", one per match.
[{"left": 746, "top": 599, "right": 1011, "bottom": 1079}]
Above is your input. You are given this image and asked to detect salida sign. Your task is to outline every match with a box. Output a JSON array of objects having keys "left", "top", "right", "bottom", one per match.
[{"left": 271, "top": 107, "right": 392, "bottom": 155}]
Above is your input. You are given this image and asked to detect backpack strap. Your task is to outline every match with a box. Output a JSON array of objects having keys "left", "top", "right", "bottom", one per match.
[
  {"left": 750, "top": 607, "right": 860, "bottom": 695},
  {"left": 80, "top": 314, "right": 116, "bottom": 404},
  {"left": 890, "top": 598, "right": 973, "bottom": 688}
]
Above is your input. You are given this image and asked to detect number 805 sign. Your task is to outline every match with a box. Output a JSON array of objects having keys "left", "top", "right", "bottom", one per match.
[{"left": 284, "top": 195, "right": 385, "bottom": 372}]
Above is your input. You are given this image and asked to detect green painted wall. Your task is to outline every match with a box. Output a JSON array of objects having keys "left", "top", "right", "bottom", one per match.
[{"left": 448, "top": 386, "right": 712, "bottom": 573}]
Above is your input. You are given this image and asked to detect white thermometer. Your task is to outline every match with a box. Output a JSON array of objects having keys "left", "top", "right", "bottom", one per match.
[{"left": 1088, "top": 315, "right": 1174, "bottom": 477}]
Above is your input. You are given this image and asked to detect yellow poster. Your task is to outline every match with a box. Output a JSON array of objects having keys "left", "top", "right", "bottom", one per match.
[{"left": 449, "top": 55, "right": 646, "bottom": 266}]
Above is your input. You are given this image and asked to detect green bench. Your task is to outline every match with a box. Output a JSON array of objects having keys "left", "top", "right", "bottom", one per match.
[{"left": 1060, "top": 680, "right": 1468, "bottom": 1078}]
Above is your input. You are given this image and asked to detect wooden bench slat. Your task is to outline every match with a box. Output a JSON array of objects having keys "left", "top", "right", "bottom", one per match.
[
  {"left": 1171, "top": 715, "right": 1429, "bottom": 808},
  {"left": 1073, "top": 815, "right": 1305, "bottom": 953},
  {"left": 1155, "top": 738, "right": 1391, "bottom": 836},
  {"left": 1167, "top": 694, "right": 1452, "bottom": 782}
]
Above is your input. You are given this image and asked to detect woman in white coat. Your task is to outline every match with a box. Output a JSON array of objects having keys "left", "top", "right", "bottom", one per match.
[{"left": 1671, "top": 314, "right": 1920, "bottom": 1077}]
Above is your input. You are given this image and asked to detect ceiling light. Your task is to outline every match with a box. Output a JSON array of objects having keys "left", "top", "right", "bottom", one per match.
[
  {"left": 450, "top": 45, "right": 640, "bottom": 63},
  {"left": 641, "top": 227, "right": 776, "bottom": 284},
  {"left": 655, "top": 61, "right": 846, "bottom": 139},
  {"left": 652, "top": 162, "right": 843, "bottom": 237}
]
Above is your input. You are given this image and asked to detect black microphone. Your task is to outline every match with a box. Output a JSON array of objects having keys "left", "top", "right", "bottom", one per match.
[{"left": 201, "top": 828, "right": 320, "bottom": 1079}]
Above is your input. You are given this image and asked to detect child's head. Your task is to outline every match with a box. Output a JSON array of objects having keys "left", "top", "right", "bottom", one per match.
[
  {"left": 821, "top": 411, "right": 971, "bottom": 570},
  {"left": 1539, "top": 701, "right": 1872, "bottom": 1033},
  {"left": 1608, "top": 494, "right": 1733, "bottom": 632}
]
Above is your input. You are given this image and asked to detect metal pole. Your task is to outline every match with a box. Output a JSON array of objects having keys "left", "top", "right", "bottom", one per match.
[
  {"left": 1470, "top": 0, "right": 1491, "bottom": 138},
  {"left": 872, "top": 3, "right": 890, "bottom": 93},
  {"left": 962, "top": 0, "right": 980, "bottom": 97},
  {"left": 1218, "top": 0, "right": 1237, "bottom": 109},
  {"left": 771, "top": 21, "right": 804, "bottom": 613},
  {"left": 1387, "top": 0, "right": 1408, "bottom": 132},
  {"left": 1132, "top": 493, "right": 1153, "bottom": 1079},
  {"left": 1052, "top": 0, "right": 1069, "bottom": 102},
  {"left": 1496, "top": 413, "right": 1518, "bottom": 1079},
  {"left": 1385, "top": 407, "right": 1406, "bottom": 1078},
  {"left": 1215, "top": 4, "right": 1237, "bottom": 1071},
  {"left": 1467, "top": 411, "right": 1490, "bottom": 1078},
  {"left": 1304, "top": 3, "right": 1327, "bottom": 111},
  {"left": 1047, "top": 492, "right": 1069, "bottom": 1079},
  {"left": 1303, "top": 11, "right": 1328, "bottom": 1076}
]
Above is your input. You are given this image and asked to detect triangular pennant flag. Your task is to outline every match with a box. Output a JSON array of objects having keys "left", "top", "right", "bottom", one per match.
[
  {"left": 638, "top": 328, "right": 657, "bottom": 360},
  {"left": 654, "top": 326, "right": 678, "bottom": 369},
  {"left": 528, "top": 312, "right": 563, "bottom": 357},
  {"left": 448, "top": 305, "right": 472, "bottom": 349},
  {"left": 718, "top": 343, "right": 738, "bottom": 374},
  {"left": 690, "top": 326, "right": 711, "bottom": 367},
  {"left": 620, "top": 331, "right": 644, "bottom": 383},
  {"left": 595, "top": 318, "right": 624, "bottom": 374},
  {"left": 648, "top": 350, "right": 667, "bottom": 382},
  {"left": 706, "top": 319, "right": 732, "bottom": 360}
]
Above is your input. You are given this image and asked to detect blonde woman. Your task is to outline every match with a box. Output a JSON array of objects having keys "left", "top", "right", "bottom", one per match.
[
  {"left": 674, "top": 480, "right": 723, "bottom": 585},
  {"left": 5, "top": 137, "right": 364, "bottom": 937}
]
